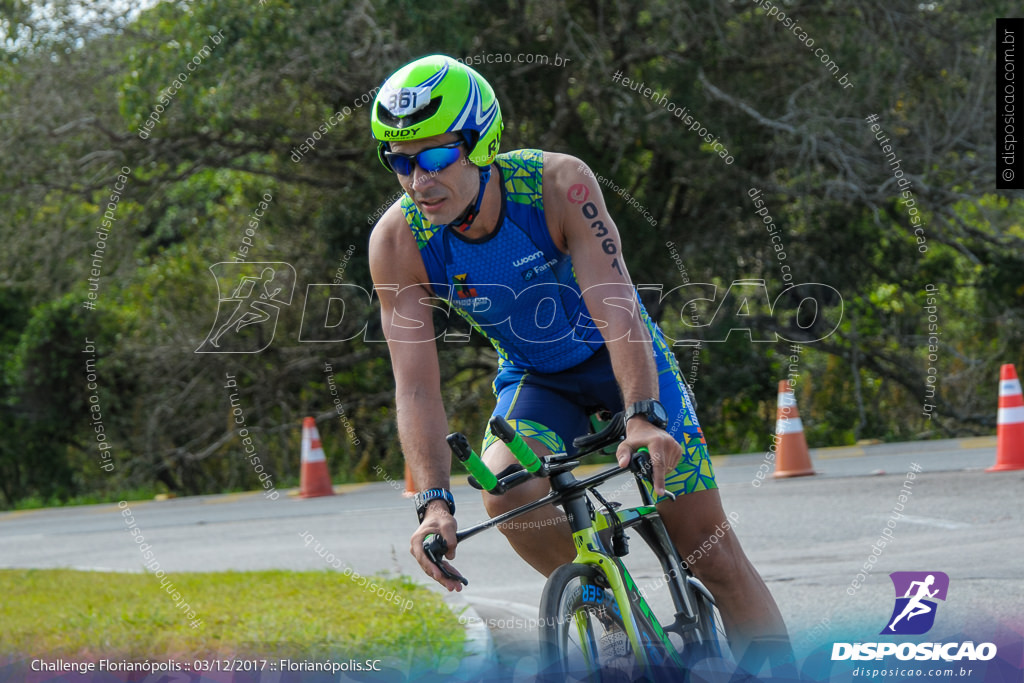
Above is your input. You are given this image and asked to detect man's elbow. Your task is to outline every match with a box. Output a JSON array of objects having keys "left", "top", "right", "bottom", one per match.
[
  {"left": 395, "top": 384, "right": 442, "bottom": 408},
  {"left": 591, "top": 309, "right": 649, "bottom": 345}
]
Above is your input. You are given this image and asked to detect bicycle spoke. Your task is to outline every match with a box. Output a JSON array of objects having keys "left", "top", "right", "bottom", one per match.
[{"left": 541, "top": 567, "right": 647, "bottom": 681}]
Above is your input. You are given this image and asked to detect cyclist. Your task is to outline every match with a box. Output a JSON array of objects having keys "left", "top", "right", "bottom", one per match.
[{"left": 368, "top": 54, "right": 790, "bottom": 667}]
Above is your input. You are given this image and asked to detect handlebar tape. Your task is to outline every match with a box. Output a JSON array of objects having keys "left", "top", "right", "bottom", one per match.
[
  {"left": 447, "top": 433, "right": 499, "bottom": 491},
  {"left": 489, "top": 416, "right": 543, "bottom": 473}
]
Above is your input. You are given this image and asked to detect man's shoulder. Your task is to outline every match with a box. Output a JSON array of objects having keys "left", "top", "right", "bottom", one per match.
[
  {"left": 368, "top": 204, "right": 422, "bottom": 278},
  {"left": 494, "top": 148, "right": 588, "bottom": 177},
  {"left": 517, "top": 150, "right": 584, "bottom": 186},
  {"left": 369, "top": 220, "right": 431, "bottom": 291},
  {"left": 534, "top": 152, "right": 595, "bottom": 248},
  {"left": 498, "top": 149, "right": 583, "bottom": 212},
  {"left": 370, "top": 192, "right": 437, "bottom": 250},
  {"left": 369, "top": 201, "right": 408, "bottom": 243},
  {"left": 536, "top": 152, "right": 591, "bottom": 208},
  {"left": 496, "top": 148, "right": 544, "bottom": 164}
]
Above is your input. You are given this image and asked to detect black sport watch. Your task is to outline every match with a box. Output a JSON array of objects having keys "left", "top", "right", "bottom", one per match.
[
  {"left": 624, "top": 399, "right": 669, "bottom": 430},
  {"left": 414, "top": 488, "right": 455, "bottom": 523}
]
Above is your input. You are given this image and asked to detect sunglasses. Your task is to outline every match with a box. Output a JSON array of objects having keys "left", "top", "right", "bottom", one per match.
[{"left": 384, "top": 141, "right": 464, "bottom": 176}]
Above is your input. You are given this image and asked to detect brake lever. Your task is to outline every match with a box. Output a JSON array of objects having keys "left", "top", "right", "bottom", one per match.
[
  {"left": 631, "top": 450, "right": 677, "bottom": 501},
  {"left": 423, "top": 534, "right": 469, "bottom": 586}
]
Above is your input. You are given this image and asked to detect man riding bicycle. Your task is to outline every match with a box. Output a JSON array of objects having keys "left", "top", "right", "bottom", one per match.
[{"left": 367, "top": 54, "right": 790, "bottom": 667}]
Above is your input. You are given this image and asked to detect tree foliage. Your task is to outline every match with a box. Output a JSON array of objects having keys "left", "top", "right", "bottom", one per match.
[{"left": 1, "top": 0, "right": 1020, "bottom": 508}]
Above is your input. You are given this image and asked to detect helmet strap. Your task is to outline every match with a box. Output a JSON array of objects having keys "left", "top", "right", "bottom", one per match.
[{"left": 450, "top": 166, "right": 491, "bottom": 233}]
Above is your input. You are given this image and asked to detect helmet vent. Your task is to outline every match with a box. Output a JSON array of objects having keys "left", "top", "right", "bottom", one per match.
[{"left": 376, "top": 97, "right": 443, "bottom": 129}]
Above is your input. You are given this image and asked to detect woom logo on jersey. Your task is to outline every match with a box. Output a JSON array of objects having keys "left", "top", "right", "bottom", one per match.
[
  {"left": 513, "top": 250, "right": 559, "bottom": 281},
  {"left": 832, "top": 571, "right": 997, "bottom": 663},
  {"left": 512, "top": 251, "right": 544, "bottom": 267}
]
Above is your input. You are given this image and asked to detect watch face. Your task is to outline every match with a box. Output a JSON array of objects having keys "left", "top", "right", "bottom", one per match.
[
  {"left": 628, "top": 400, "right": 668, "bottom": 428},
  {"left": 652, "top": 400, "right": 668, "bottom": 425},
  {"left": 414, "top": 489, "right": 453, "bottom": 520},
  {"left": 414, "top": 491, "right": 436, "bottom": 511}
]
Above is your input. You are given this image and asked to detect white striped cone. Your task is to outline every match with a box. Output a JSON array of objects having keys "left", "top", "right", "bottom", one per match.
[
  {"left": 988, "top": 364, "right": 1024, "bottom": 472},
  {"left": 773, "top": 380, "right": 815, "bottom": 478},
  {"left": 300, "top": 417, "right": 334, "bottom": 497},
  {"left": 776, "top": 387, "right": 804, "bottom": 435}
]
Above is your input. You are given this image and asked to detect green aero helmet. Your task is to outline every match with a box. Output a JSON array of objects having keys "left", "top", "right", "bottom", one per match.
[{"left": 371, "top": 55, "right": 503, "bottom": 169}]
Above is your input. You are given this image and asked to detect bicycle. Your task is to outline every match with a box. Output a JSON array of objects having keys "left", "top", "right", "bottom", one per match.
[{"left": 423, "top": 412, "right": 729, "bottom": 681}]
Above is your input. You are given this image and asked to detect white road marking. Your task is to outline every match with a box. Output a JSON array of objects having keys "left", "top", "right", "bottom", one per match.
[{"left": 869, "top": 514, "right": 970, "bottom": 529}]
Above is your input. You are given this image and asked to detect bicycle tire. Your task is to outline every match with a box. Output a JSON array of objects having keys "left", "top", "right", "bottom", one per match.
[
  {"left": 538, "top": 562, "right": 676, "bottom": 682},
  {"left": 677, "top": 574, "right": 728, "bottom": 666},
  {"left": 629, "top": 520, "right": 728, "bottom": 667}
]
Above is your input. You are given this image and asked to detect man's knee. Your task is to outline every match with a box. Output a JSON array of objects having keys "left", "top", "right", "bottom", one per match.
[
  {"left": 685, "top": 534, "right": 750, "bottom": 594},
  {"left": 666, "top": 506, "right": 747, "bottom": 587},
  {"left": 480, "top": 437, "right": 550, "bottom": 518}
]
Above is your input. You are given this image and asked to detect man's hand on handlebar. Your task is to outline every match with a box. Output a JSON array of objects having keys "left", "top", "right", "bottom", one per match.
[
  {"left": 410, "top": 501, "right": 466, "bottom": 591},
  {"left": 616, "top": 419, "right": 683, "bottom": 498}
]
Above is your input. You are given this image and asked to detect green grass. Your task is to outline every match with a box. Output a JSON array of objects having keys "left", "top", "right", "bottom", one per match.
[
  {"left": 0, "top": 569, "right": 464, "bottom": 666},
  {"left": 9, "top": 485, "right": 171, "bottom": 511}
]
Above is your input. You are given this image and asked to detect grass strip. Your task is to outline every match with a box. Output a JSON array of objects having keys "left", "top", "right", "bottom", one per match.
[{"left": 0, "top": 568, "right": 464, "bottom": 668}]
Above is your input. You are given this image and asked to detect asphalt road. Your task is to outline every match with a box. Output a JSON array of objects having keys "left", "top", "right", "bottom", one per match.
[{"left": 2, "top": 436, "right": 1022, "bottom": 680}]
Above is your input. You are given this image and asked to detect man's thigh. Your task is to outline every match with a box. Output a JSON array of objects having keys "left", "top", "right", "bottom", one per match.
[
  {"left": 482, "top": 348, "right": 719, "bottom": 499},
  {"left": 479, "top": 375, "right": 580, "bottom": 512},
  {"left": 481, "top": 367, "right": 596, "bottom": 461}
]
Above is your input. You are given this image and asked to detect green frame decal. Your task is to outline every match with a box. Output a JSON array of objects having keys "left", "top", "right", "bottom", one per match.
[{"left": 569, "top": 523, "right": 684, "bottom": 671}]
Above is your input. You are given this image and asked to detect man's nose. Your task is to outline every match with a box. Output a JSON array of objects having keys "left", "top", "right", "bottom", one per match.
[{"left": 411, "top": 165, "right": 437, "bottom": 190}]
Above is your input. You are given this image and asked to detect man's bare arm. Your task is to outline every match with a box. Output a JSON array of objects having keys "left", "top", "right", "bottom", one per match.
[
  {"left": 543, "top": 152, "right": 683, "bottom": 495},
  {"left": 369, "top": 209, "right": 450, "bottom": 489},
  {"left": 368, "top": 206, "right": 464, "bottom": 590}
]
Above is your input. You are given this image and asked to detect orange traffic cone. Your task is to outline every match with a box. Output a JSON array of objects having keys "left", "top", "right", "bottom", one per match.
[
  {"left": 299, "top": 417, "right": 334, "bottom": 498},
  {"left": 987, "top": 364, "right": 1024, "bottom": 472},
  {"left": 772, "top": 380, "right": 816, "bottom": 478},
  {"left": 403, "top": 462, "right": 417, "bottom": 498}
]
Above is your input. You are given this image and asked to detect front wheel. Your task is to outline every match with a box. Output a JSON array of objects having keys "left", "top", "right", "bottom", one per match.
[
  {"left": 677, "top": 574, "right": 729, "bottom": 667},
  {"left": 538, "top": 562, "right": 675, "bottom": 682}
]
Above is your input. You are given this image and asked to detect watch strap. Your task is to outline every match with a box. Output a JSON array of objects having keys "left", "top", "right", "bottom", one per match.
[
  {"left": 624, "top": 399, "right": 668, "bottom": 429},
  {"left": 415, "top": 488, "right": 455, "bottom": 522}
]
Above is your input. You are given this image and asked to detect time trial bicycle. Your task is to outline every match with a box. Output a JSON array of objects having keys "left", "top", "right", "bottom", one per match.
[{"left": 423, "top": 411, "right": 728, "bottom": 681}]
